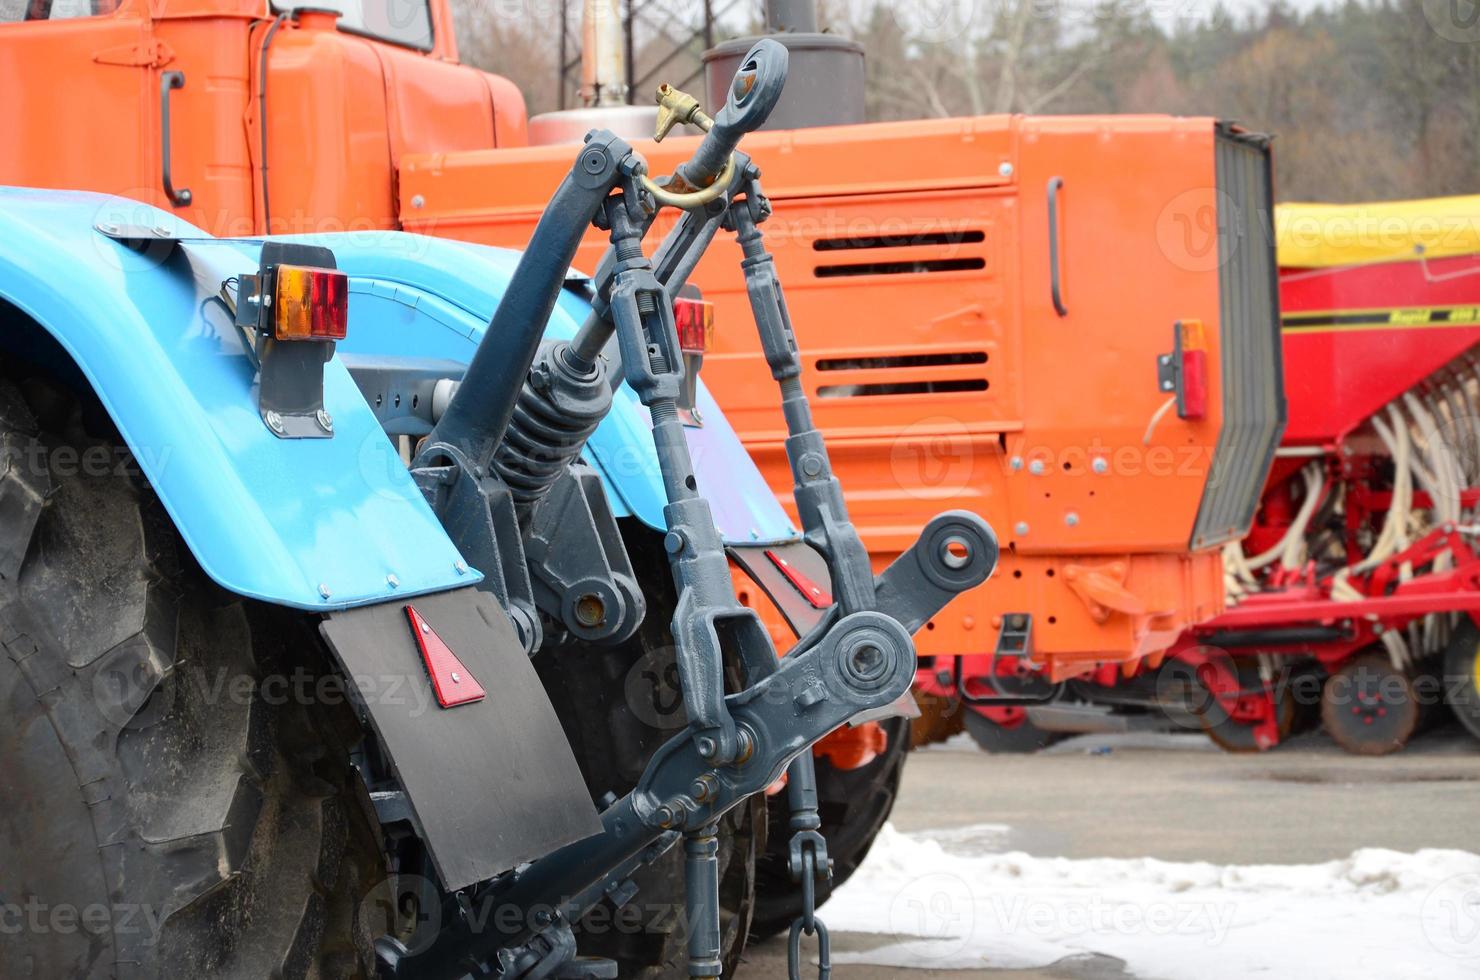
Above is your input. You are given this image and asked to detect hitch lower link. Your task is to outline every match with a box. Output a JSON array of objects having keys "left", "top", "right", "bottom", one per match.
[{"left": 392, "top": 41, "right": 999, "bottom": 980}]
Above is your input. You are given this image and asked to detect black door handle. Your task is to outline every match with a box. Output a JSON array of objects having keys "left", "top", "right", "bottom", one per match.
[
  {"left": 160, "top": 71, "right": 192, "bottom": 207},
  {"left": 1047, "top": 176, "right": 1067, "bottom": 317}
]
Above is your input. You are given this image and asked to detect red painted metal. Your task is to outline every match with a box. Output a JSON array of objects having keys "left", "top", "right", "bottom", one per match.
[
  {"left": 405, "top": 604, "right": 487, "bottom": 708},
  {"left": 1279, "top": 253, "right": 1480, "bottom": 445},
  {"left": 1176, "top": 647, "right": 1281, "bottom": 750},
  {"left": 765, "top": 548, "right": 833, "bottom": 609}
]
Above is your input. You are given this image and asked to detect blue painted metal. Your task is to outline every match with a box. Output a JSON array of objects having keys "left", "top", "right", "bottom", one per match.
[
  {"left": 0, "top": 188, "right": 477, "bottom": 610},
  {"left": 0, "top": 187, "right": 793, "bottom": 614},
  {"left": 306, "top": 231, "right": 799, "bottom": 545}
]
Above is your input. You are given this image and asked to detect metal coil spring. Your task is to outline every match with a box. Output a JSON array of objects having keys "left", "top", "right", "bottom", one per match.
[{"left": 492, "top": 373, "right": 606, "bottom": 505}]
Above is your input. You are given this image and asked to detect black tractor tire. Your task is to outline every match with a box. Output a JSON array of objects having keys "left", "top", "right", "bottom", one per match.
[
  {"left": 1443, "top": 621, "right": 1480, "bottom": 743},
  {"left": 0, "top": 377, "right": 385, "bottom": 980},
  {"left": 535, "top": 524, "right": 761, "bottom": 979},
  {"left": 962, "top": 707, "right": 1063, "bottom": 753},
  {"left": 748, "top": 716, "right": 910, "bottom": 941}
]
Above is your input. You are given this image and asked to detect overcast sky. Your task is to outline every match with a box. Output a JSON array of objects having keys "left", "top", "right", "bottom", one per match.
[{"left": 871, "top": 0, "right": 1350, "bottom": 38}]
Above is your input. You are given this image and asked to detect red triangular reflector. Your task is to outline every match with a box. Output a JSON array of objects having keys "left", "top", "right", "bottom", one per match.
[
  {"left": 765, "top": 549, "right": 833, "bottom": 609},
  {"left": 405, "top": 604, "right": 486, "bottom": 708}
]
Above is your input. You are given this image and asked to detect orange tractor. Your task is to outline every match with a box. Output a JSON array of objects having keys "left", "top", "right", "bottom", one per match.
[{"left": 0, "top": 0, "right": 1282, "bottom": 938}]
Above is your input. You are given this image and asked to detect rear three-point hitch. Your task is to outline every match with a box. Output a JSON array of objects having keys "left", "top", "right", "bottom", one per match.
[{"left": 383, "top": 40, "right": 999, "bottom": 980}]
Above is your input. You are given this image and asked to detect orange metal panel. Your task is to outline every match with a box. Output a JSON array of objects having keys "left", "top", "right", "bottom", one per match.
[
  {"left": 0, "top": 11, "right": 157, "bottom": 205},
  {"left": 0, "top": 0, "right": 525, "bottom": 237},
  {"left": 255, "top": 20, "right": 396, "bottom": 234}
]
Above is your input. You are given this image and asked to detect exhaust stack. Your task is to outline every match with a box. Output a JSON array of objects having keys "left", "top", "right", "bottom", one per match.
[
  {"left": 702, "top": 0, "right": 863, "bottom": 131},
  {"left": 580, "top": 0, "right": 627, "bottom": 108},
  {"left": 765, "top": 0, "right": 818, "bottom": 33},
  {"left": 528, "top": 0, "right": 658, "bottom": 145}
]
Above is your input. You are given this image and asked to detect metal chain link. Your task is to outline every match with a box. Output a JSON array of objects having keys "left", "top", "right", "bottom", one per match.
[{"left": 786, "top": 842, "right": 831, "bottom": 980}]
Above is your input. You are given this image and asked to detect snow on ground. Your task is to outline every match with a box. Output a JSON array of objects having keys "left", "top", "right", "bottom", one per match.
[
  {"left": 921, "top": 730, "right": 1220, "bottom": 755},
  {"left": 1043, "top": 732, "right": 1220, "bottom": 755},
  {"left": 922, "top": 731, "right": 982, "bottom": 753},
  {"left": 822, "top": 823, "right": 1480, "bottom": 978}
]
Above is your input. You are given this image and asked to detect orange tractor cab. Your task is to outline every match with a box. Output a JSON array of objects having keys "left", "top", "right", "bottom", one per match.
[{"left": 1, "top": 0, "right": 529, "bottom": 233}]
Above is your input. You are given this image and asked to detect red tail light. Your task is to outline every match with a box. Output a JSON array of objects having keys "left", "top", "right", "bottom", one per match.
[
  {"left": 674, "top": 296, "right": 715, "bottom": 355},
  {"left": 1178, "top": 319, "right": 1208, "bottom": 420},
  {"left": 273, "top": 265, "right": 348, "bottom": 341}
]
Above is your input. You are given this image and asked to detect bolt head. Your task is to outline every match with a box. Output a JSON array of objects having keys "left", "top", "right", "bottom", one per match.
[
  {"left": 410, "top": 194, "right": 426, "bottom": 209},
  {"left": 581, "top": 148, "right": 607, "bottom": 175},
  {"left": 265, "top": 411, "right": 284, "bottom": 433},
  {"left": 1065, "top": 512, "right": 1080, "bottom": 527},
  {"left": 454, "top": 560, "right": 468, "bottom": 575},
  {"left": 386, "top": 573, "right": 400, "bottom": 588},
  {"left": 1010, "top": 456, "right": 1024, "bottom": 471},
  {"left": 318, "top": 583, "right": 332, "bottom": 599},
  {"left": 998, "top": 161, "right": 1015, "bottom": 177},
  {"left": 1092, "top": 457, "right": 1109, "bottom": 474},
  {"left": 316, "top": 409, "right": 334, "bottom": 432},
  {"left": 696, "top": 736, "right": 717, "bottom": 759},
  {"left": 1015, "top": 521, "right": 1030, "bottom": 536},
  {"left": 1028, "top": 460, "right": 1046, "bottom": 476},
  {"left": 451, "top": 671, "right": 462, "bottom": 684},
  {"left": 795, "top": 682, "right": 828, "bottom": 708}
]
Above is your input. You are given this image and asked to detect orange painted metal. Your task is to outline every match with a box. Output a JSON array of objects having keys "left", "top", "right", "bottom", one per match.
[
  {"left": 0, "top": 0, "right": 523, "bottom": 236},
  {"left": 0, "top": 2, "right": 1230, "bottom": 682},
  {"left": 812, "top": 722, "right": 888, "bottom": 771}
]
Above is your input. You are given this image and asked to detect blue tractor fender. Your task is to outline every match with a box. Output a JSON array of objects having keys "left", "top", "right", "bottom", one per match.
[
  {"left": 0, "top": 188, "right": 476, "bottom": 611},
  {"left": 296, "top": 230, "right": 800, "bottom": 547}
]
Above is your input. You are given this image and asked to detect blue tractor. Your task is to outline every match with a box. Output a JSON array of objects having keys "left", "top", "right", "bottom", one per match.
[{"left": 0, "top": 44, "right": 996, "bottom": 979}]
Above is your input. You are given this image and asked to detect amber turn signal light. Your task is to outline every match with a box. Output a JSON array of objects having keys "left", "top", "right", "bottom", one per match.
[{"left": 273, "top": 264, "right": 348, "bottom": 341}]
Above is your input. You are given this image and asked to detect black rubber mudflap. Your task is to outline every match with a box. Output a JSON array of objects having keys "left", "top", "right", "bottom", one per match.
[{"left": 321, "top": 588, "right": 601, "bottom": 889}]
